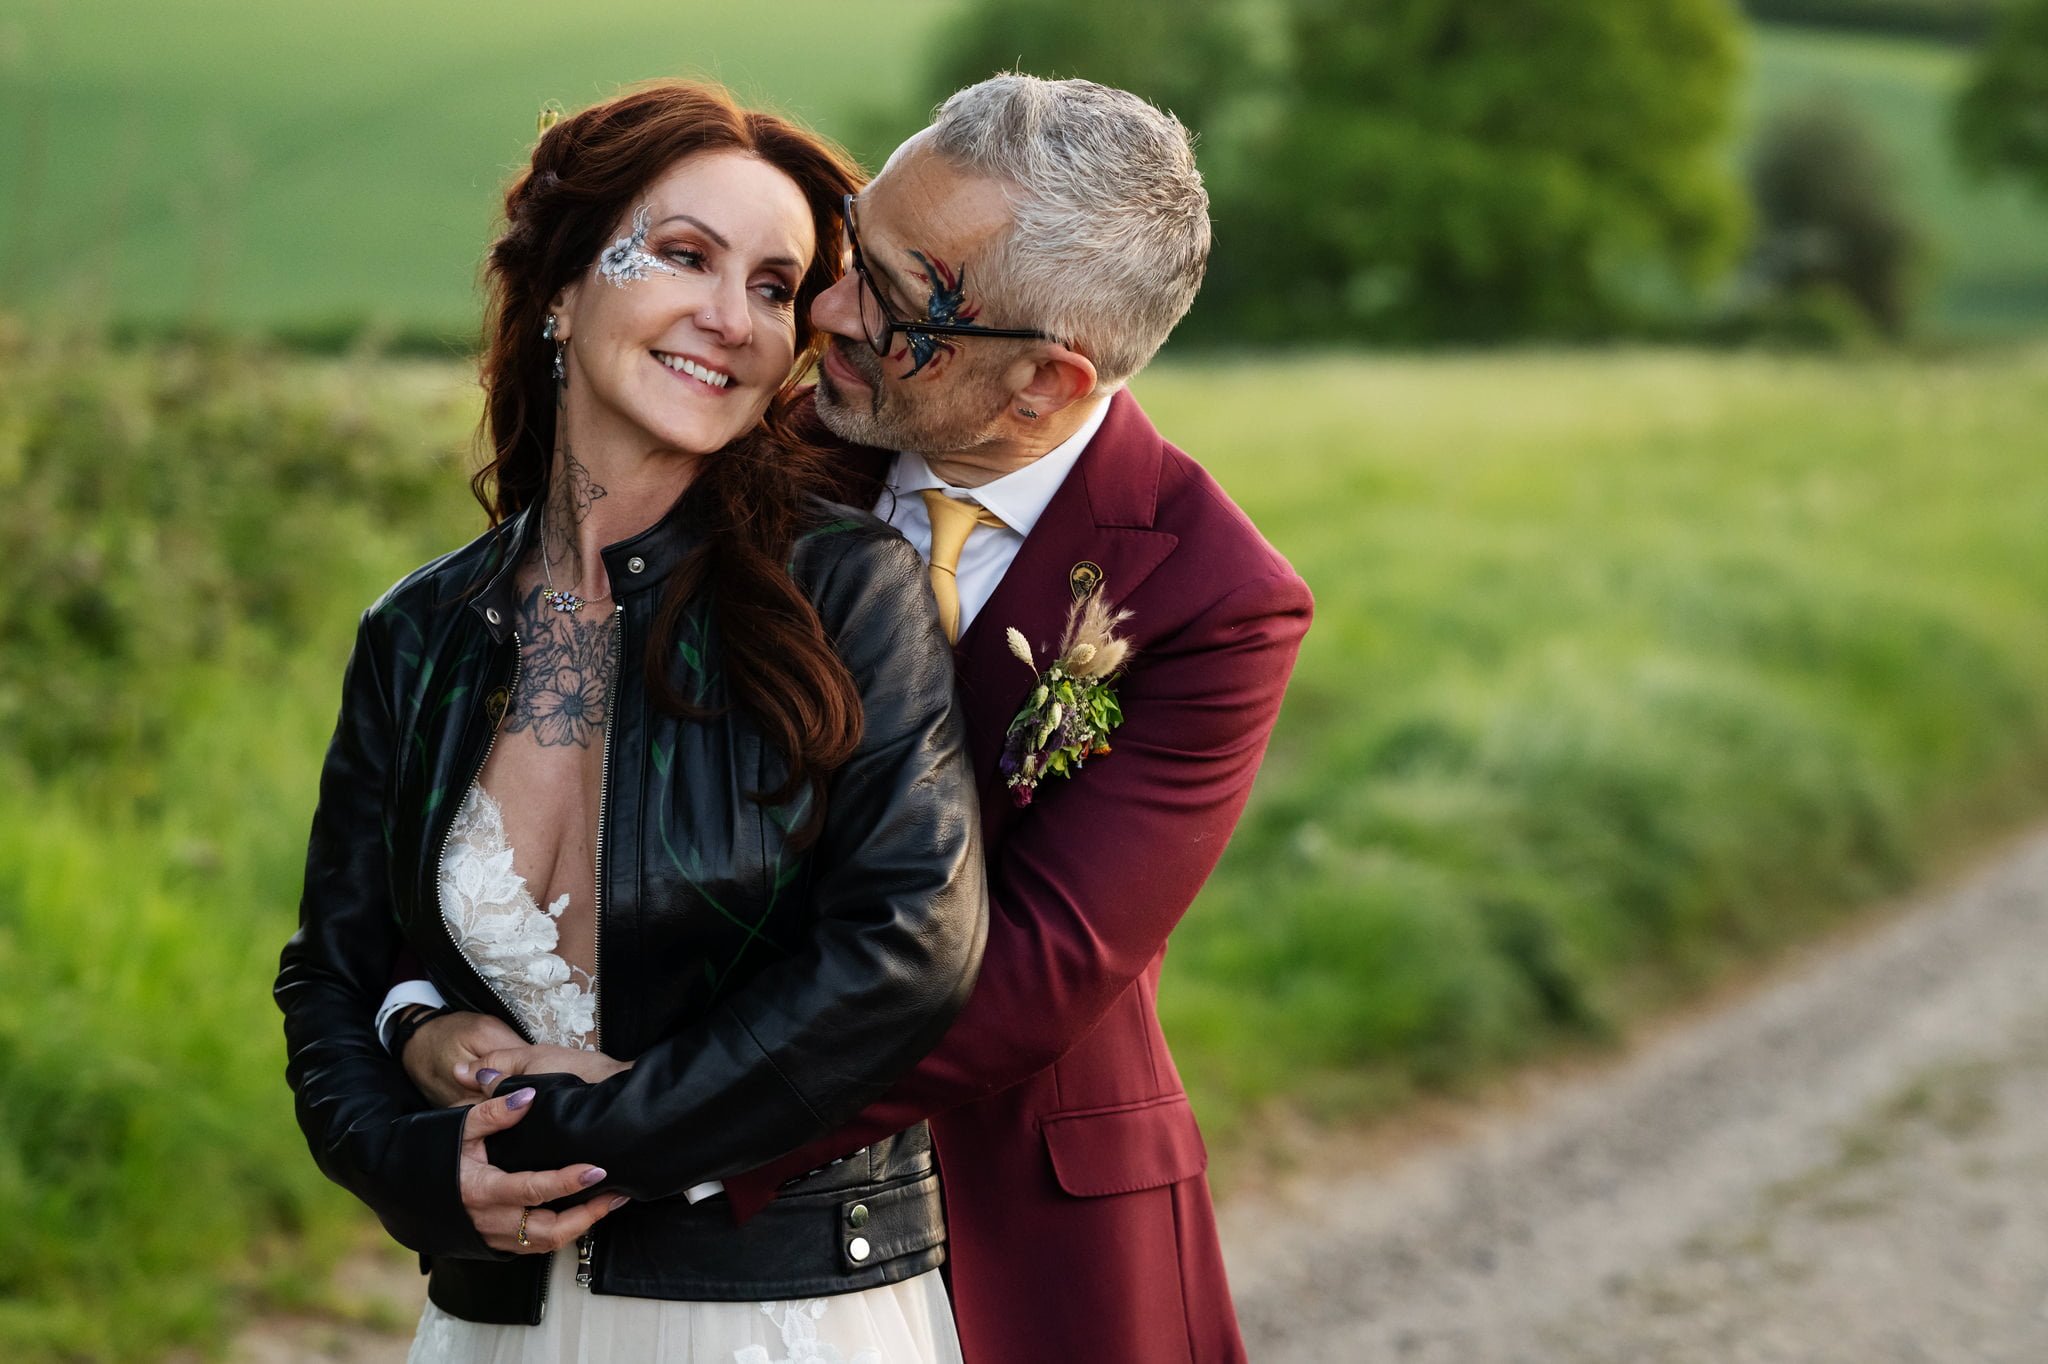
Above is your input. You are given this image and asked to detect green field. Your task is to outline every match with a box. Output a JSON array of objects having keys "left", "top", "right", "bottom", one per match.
[
  {"left": 0, "top": 0, "right": 963, "bottom": 339},
  {"left": 6, "top": 337, "right": 2048, "bottom": 1355},
  {"left": 6, "top": 5, "right": 2047, "bottom": 340}
]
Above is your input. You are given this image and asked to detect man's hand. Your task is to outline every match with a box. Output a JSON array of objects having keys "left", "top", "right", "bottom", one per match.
[
  {"left": 461, "top": 1087, "right": 627, "bottom": 1254},
  {"left": 467, "top": 1044, "right": 633, "bottom": 1095},
  {"left": 402, "top": 1010, "right": 523, "bottom": 1107}
]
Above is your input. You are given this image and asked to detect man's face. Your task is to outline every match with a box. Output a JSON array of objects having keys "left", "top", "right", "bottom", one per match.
[{"left": 811, "top": 142, "right": 1031, "bottom": 454}]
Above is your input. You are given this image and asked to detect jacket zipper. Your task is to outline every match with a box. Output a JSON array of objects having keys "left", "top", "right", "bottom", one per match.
[
  {"left": 431, "top": 633, "right": 554, "bottom": 1323},
  {"left": 577, "top": 601, "right": 625, "bottom": 1290}
]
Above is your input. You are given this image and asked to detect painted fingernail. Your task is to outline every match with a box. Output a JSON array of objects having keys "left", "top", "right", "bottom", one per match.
[
  {"left": 477, "top": 1068, "right": 502, "bottom": 1087},
  {"left": 579, "top": 1166, "right": 607, "bottom": 1187},
  {"left": 506, "top": 1087, "right": 536, "bottom": 1110},
  {"left": 608, "top": 1195, "right": 631, "bottom": 1211}
]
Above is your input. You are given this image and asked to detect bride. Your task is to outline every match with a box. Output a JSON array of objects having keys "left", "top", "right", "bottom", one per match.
[{"left": 275, "top": 80, "right": 985, "bottom": 1362}]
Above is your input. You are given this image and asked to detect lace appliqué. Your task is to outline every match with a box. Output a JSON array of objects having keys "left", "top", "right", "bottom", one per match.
[
  {"left": 732, "top": 1301, "right": 881, "bottom": 1364},
  {"left": 439, "top": 785, "right": 596, "bottom": 1047}
]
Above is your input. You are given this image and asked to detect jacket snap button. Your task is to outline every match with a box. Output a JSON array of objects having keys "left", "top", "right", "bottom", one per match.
[
  {"left": 627, "top": 556, "right": 646, "bottom": 574},
  {"left": 485, "top": 608, "right": 501, "bottom": 625},
  {"left": 847, "top": 1236, "right": 871, "bottom": 1263},
  {"left": 847, "top": 1203, "right": 870, "bottom": 1228}
]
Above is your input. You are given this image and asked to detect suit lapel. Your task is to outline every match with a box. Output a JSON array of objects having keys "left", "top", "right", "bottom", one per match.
[{"left": 953, "top": 391, "right": 1179, "bottom": 808}]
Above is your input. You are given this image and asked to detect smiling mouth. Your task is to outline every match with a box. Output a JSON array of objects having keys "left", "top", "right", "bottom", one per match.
[{"left": 653, "top": 351, "right": 733, "bottom": 391}]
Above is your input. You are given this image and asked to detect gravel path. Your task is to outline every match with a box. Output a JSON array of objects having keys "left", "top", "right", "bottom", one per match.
[
  {"left": 1222, "top": 827, "right": 2048, "bottom": 1363},
  {"left": 231, "top": 828, "right": 2048, "bottom": 1362}
]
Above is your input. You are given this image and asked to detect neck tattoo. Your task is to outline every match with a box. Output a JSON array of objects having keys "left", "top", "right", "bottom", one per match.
[{"left": 541, "top": 507, "right": 592, "bottom": 614}]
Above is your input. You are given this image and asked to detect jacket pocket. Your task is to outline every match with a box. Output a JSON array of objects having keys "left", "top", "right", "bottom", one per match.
[{"left": 1041, "top": 1092, "right": 1208, "bottom": 1198}]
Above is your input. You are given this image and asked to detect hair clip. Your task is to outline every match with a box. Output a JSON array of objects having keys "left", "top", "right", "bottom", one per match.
[{"left": 537, "top": 104, "right": 563, "bottom": 136}]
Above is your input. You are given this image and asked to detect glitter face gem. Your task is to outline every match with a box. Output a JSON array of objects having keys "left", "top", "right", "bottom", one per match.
[{"left": 597, "top": 204, "right": 679, "bottom": 289}]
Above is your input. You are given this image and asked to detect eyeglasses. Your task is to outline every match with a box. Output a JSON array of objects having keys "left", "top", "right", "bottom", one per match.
[{"left": 841, "top": 193, "right": 1052, "bottom": 366}]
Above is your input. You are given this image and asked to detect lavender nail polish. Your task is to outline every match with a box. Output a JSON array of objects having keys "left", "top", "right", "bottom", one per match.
[
  {"left": 477, "top": 1068, "right": 502, "bottom": 1087},
  {"left": 506, "top": 1087, "right": 536, "bottom": 1111},
  {"left": 580, "top": 1166, "right": 608, "bottom": 1187}
]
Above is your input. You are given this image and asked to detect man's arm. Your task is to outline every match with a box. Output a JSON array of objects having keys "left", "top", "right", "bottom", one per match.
[{"left": 723, "top": 569, "right": 1312, "bottom": 1217}]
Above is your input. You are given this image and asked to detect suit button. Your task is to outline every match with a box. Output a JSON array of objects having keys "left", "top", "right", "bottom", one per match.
[
  {"left": 627, "top": 556, "right": 646, "bottom": 574},
  {"left": 847, "top": 1203, "right": 870, "bottom": 1228},
  {"left": 847, "top": 1236, "right": 871, "bottom": 1263}
]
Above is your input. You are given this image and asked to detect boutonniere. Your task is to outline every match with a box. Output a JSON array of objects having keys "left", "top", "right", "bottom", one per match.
[{"left": 999, "top": 593, "right": 1135, "bottom": 808}]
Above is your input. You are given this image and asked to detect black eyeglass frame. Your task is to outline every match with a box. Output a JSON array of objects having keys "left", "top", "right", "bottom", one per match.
[{"left": 841, "top": 193, "right": 1054, "bottom": 358}]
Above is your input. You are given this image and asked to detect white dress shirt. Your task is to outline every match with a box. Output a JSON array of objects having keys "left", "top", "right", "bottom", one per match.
[
  {"left": 877, "top": 395, "right": 1111, "bottom": 638},
  {"left": 374, "top": 396, "right": 1112, "bottom": 1199}
]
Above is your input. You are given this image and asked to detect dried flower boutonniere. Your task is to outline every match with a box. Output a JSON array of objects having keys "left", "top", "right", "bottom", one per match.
[{"left": 999, "top": 593, "right": 1135, "bottom": 807}]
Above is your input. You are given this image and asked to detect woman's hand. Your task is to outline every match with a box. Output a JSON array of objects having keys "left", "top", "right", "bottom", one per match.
[
  {"left": 402, "top": 1011, "right": 525, "bottom": 1107},
  {"left": 467, "top": 1044, "right": 633, "bottom": 1095},
  {"left": 461, "top": 1086, "right": 628, "bottom": 1254}
]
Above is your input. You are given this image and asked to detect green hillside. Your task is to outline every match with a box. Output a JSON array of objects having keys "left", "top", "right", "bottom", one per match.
[
  {"left": 0, "top": 0, "right": 963, "bottom": 339},
  {"left": 5, "top": 7, "right": 2046, "bottom": 340}
]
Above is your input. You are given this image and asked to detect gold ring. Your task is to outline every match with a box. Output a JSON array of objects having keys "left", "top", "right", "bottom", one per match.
[{"left": 517, "top": 1207, "right": 533, "bottom": 1248}]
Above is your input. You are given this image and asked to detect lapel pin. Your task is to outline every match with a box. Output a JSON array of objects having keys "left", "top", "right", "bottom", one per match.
[{"left": 1068, "top": 561, "right": 1104, "bottom": 602}]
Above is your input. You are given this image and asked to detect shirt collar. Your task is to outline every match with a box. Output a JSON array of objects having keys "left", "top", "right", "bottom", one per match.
[{"left": 886, "top": 395, "right": 1113, "bottom": 539}]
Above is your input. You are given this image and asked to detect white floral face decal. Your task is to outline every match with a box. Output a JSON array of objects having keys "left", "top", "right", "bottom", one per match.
[{"left": 596, "top": 202, "right": 679, "bottom": 289}]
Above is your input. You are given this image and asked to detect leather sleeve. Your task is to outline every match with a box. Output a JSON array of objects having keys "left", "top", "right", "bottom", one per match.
[
  {"left": 723, "top": 569, "right": 1313, "bottom": 1216},
  {"left": 484, "top": 529, "right": 988, "bottom": 1199},
  {"left": 274, "top": 610, "right": 502, "bottom": 1259}
]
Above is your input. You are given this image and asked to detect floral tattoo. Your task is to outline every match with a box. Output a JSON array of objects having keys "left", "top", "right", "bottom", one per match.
[{"left": 507, "top": 585, "right": 618, "bottom": 748}]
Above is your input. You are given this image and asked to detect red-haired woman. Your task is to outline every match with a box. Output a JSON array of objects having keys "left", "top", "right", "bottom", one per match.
[{"left": 275, "top": 81, "right": 984, "bottom": 1362}]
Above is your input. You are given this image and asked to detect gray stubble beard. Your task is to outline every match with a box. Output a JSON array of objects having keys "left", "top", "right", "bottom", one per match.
[{"left": 814, "top": 341, "right": 1012, "bottom": 458}]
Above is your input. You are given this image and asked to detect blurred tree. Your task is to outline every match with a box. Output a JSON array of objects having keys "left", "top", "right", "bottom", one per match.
[
  {"left": 1955, "top": 0, "right": 2048, "bottom": 197},
  {"left": 915, "top": 0, "right": 1262, "bottom": 144},
  {"left": 1746, "top": 99, "right": 1925, "bottom": 338},
  {"left": 1205, "top": 0, "right": 1750, "bottom": 343}
]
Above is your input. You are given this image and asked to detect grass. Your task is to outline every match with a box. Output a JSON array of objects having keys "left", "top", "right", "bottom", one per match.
[
  {"left": 4, "top": 9, "right": 2046, "bottom": 342},
  {"left": 1747, "top": 25, "right": 2048, "bottom": 336},
  {"left": 1137, "top": 345, "right": 2048, "bottom": 1133},
  {"left": 7, "top": 338, "right": 2048, "bottom": 1355},
  {"left": 0, "top": 0, "right": 964, "bottom": 338}
]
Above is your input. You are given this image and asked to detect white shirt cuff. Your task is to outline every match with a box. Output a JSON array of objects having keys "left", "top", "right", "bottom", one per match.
[{"left": 376, "top": 979, "right": 450, "bottom": 1052}]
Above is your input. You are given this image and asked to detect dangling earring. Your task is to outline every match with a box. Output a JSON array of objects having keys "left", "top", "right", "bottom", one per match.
[{"left": 543, "top": 314, "right": 565, "bottom": 383}]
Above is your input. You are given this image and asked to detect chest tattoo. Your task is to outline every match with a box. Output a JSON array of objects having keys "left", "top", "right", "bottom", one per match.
[{"left": 507, "top": 583, "right": 619, "bottom": 749}]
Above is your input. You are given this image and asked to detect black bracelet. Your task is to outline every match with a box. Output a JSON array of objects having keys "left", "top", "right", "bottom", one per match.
[{"left": 388, "top": 1003, "right": 454, "bottom": 1062}]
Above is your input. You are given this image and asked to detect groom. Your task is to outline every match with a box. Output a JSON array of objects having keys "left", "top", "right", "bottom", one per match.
[{"left": 400, "top": 75, "right": 1310, "bottom": 1362}]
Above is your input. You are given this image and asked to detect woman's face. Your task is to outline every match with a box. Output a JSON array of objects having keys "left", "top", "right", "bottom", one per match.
[{"left": 554, "top": 149, "right": 816, "bottom": 459}]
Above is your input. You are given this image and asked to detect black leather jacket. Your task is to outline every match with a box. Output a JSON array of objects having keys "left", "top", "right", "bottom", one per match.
[{"left": 275, "top": 489, "right": 987, "bottom": 1323}]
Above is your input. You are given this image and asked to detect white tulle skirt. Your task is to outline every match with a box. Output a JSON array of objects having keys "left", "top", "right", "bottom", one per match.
[{"left": 406, "top": 1248, "right": 964, "bottom": 1364}]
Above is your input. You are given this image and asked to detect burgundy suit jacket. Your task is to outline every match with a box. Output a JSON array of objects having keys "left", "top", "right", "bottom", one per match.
[{"left": 725, "top": 389, "right": 1312, "bottom": 1363}]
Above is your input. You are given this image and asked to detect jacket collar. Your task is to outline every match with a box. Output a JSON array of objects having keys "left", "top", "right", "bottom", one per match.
[{"left": 467, "top": 488, "right": 705, "bottom": 643}]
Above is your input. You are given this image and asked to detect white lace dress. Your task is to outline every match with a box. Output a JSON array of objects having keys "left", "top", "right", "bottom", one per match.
[{"left": 408, "top": 785, "right": 964, "bottom": 1364}]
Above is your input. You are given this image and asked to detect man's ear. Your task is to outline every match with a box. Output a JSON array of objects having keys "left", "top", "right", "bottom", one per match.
[{"left": 1011, "top": 343, "right": 1098, "bottom": 420}]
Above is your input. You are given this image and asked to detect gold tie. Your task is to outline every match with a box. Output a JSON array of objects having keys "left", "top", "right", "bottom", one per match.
[{"left": 922, "top": 488, "right": 1008, "bottom": 644}]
